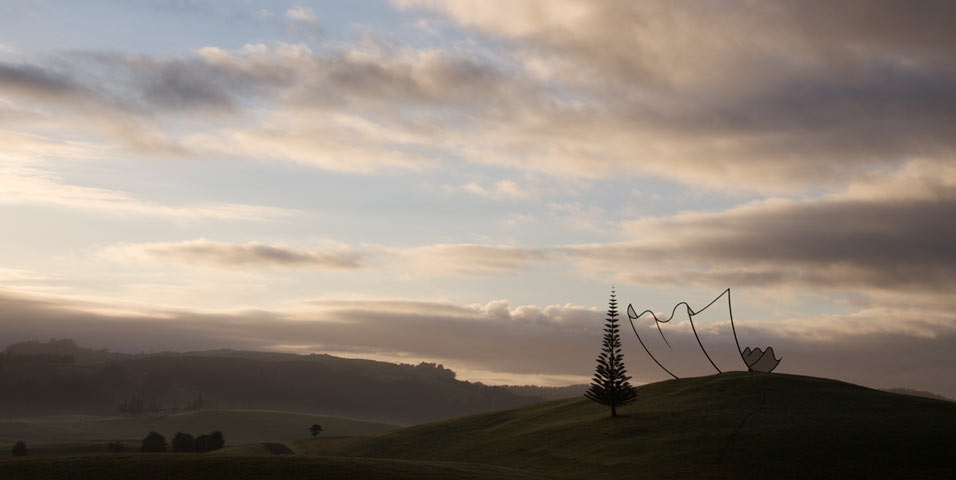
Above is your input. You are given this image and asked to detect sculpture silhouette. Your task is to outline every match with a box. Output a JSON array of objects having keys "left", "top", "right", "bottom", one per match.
[{"left": 626, "top": 288, "right": 780, "bottom": 379}]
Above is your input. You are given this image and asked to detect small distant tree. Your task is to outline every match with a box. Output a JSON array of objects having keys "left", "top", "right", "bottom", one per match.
[
  {"left": 11, "top": 441, "right": 27, "bottom": 457},
  {"left": 309, "top": 424, "right": 323, "bottom": 439},
  {"left": 171, "top": 432, "right": 195, "bottom": 452},
  {"left": 585, "top": 288, "right": 637, "bottom": 417},
  {"left": 107, "top": 441, "right": 125, "bottom": 452},
  {"left": 207, "top": 431, "right": 224, "bottom": 452},
  {"left": 193, "top": 431, "right": 223, "bottom": 453},
  {"left": 139, "top": 431, "right": 167, "bottom": 452}
]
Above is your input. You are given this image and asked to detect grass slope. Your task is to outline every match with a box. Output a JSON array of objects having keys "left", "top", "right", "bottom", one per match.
[
  {"left": 0, "top": 409, "right": 397, "bottom": 452},
  {"left": 0, "top": 454, "right": 550, "bottom": 480},
  {"left": 295, "top": 372, "right": 956, "bottom": 479}
]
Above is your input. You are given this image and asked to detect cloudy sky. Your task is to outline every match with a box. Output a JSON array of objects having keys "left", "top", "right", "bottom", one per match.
[{"left": 2, "top": 0, "right": 955, "bottom": 395}]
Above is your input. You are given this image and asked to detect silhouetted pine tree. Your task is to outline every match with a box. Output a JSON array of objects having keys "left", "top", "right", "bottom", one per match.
[{"left": 585, "top": 288, "right": 637, "bottom": 417}]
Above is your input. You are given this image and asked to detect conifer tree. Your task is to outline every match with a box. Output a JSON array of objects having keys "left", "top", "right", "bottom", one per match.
[{"left": 585, "top": 287, "right": 637, "bottom": 417}]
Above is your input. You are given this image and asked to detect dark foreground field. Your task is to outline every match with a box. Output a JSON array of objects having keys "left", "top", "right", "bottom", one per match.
[
  {"left": 3, "top": 372, "right": 955, "bottom": 479},
  {"left": 0, "top": 454, "right": 549, "bottom": 480}
]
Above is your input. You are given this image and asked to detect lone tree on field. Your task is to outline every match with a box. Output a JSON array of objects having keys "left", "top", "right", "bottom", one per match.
[
  {"left": 309, "top": 424, "right": 323, "bottom": 439},
  {"left": 11, "top": 441, "right": 27, "bottom": 457},
  {"left": 585, "top": 287, "right": 637, "bottom": 417}
]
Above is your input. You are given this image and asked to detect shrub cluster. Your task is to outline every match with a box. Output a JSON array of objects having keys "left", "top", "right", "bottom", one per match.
[
  {"left": 140, "top": 431, "right": 167, "bottom": 452},
  {"left": 171, "top": 431, "right": 224, "bottom": 453}
]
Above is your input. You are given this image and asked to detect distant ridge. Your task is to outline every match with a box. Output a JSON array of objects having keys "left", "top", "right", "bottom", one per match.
[
  {"left": 0, "top": 339, "right": 541, "bottom": 424},
  {"left": 883, "top": 387, "right": 954, "bottom": 402},
  {"left": 501, "top": 384, "right": 588, "bottom": 400}
]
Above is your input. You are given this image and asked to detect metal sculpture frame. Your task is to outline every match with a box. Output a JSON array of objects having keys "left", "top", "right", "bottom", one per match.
[{"left": 626, "top": 288, "right": 780, "bottom": 379}]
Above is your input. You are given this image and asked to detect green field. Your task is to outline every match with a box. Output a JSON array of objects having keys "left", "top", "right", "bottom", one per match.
[
  {"left": 0, "top": 409, "right": 397, "bottom": 454},
  {"left": 3, "top": 373, "right": 955, "bottom": 479}
]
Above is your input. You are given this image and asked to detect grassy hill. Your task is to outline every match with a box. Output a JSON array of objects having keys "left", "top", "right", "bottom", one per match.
[
  {"left": 294, "top": 372, "right": 956, "bottom": 479},
  {"left": 0, "top": 409, "right": 397, "bottom": 453},
  {"left": 1, "top": 343, "right": 539, "bottom": 424}
]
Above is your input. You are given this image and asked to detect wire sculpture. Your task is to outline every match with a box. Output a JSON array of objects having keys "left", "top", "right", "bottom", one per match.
[{"left": 626, "top": 288, "right": 780, "bottom": 379}]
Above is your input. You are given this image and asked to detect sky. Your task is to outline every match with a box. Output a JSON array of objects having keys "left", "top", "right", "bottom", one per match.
[{"left": 1, "top": 0, "right": 955, "bottom": 395}]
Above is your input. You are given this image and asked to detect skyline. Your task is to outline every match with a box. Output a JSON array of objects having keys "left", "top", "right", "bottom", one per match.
[{"left": 1, "top": 1, "right": 955, "bottom": 395}]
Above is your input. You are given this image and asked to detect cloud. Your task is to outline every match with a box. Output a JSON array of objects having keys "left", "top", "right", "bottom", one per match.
[
  {"left": 8, "top": 18, "right": 954, "bottom": 187},
  {"left": 380, "top": 243, "right": 551, "bottom": 276},
  {"left": 461, "top": 180, "right": 533, "bottom": 201},
  {"left": 565, "top": 162, "right": 956, "bottom": 295},
  {"left": 0, "top": 42, "right": 522, "bottom": 172},
  {"left": 102, "top": 239, "right": 361, "bottom": 269},
  {"left": 0, "top": 166, "right": 296, "bottom": 221},
  {"left": 388, "top": 0, "right": 956, "bottom": 189},
  {"left": 0, "top": 62, "right": 87, "bottom": 100},
  {"left": 285, "top": 6, "right": 318, "bottom": 24},
  {"left": 99, "top": 239, "right": 552, "bottom": 276}
]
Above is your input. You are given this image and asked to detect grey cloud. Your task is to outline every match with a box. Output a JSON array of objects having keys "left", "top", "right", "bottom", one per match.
[
  {"left": 137, "top": 59, "right": 238, "bottom": 111},
  {"left": 0, "top": 63, "right": 87, "bottom": 100},
  {"left": 107, "top": 240, "right": 554, "bottom": 274},
  {"left": 5, "top": 1, "right": 956, "bottom": 186},
  {"left": 3, "top": 44, "right": 516, "bottom": 114},
  {"left": 403, "top": 0, "right": 956, "bottom": 88},
  {"left": 108, "top": 239, "right": 362, "bottom": 269},
  {"left": 391, "top": 0, "right": 956, "bottom": 187},
  {"left": 0, "top": 44, "right": 524, "bottom": 166},
  {"left": 567, "top": 191, "right": 956, "bottom": 293}
]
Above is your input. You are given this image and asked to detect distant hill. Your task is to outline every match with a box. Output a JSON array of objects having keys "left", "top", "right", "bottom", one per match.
[
  {"left": 882, "top": 387, "right": 954, "bottom": 402},
  {"left": 295, "top": 372, "right": 956, "bottom": 479},
  {"left": 2, "top": 338, "right": 135, "bottom": 364},
  {"left": 0, "top": 340, "right": 541, "bottom": 424}
]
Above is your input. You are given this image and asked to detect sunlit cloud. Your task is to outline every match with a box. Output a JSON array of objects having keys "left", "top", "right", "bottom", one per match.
[
  {"left": 460, "top": 180, "right": 534, "bottom": 201},
  {"left": 0, "top": 167, "right": 297, "bottom": 220},
  {"left": 285, "top": 6, "right": 318, "bottom": 24}
]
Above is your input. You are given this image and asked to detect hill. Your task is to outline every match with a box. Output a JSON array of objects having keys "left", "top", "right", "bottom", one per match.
[
  {"left": 0, "top": 340, "right": 540, "bottom": 424},
  {"left": 0, "top": 410, "right": 397, "bottom": 452},
  {"left": 294, "top": 372, "right": 956, "bottom": 479}
]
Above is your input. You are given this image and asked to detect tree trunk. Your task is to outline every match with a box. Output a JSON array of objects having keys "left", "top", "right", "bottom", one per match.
[{"left": 611, "top": 403, "right": 617, "bottom": 417}]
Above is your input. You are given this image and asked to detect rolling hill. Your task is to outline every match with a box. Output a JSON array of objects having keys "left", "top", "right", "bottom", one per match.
[
  {"left": 0, "top": 340, "right": 539, "bottom": 424},
  {"left": 293, "top": 372, "right": 956, "bottom": 479}
]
